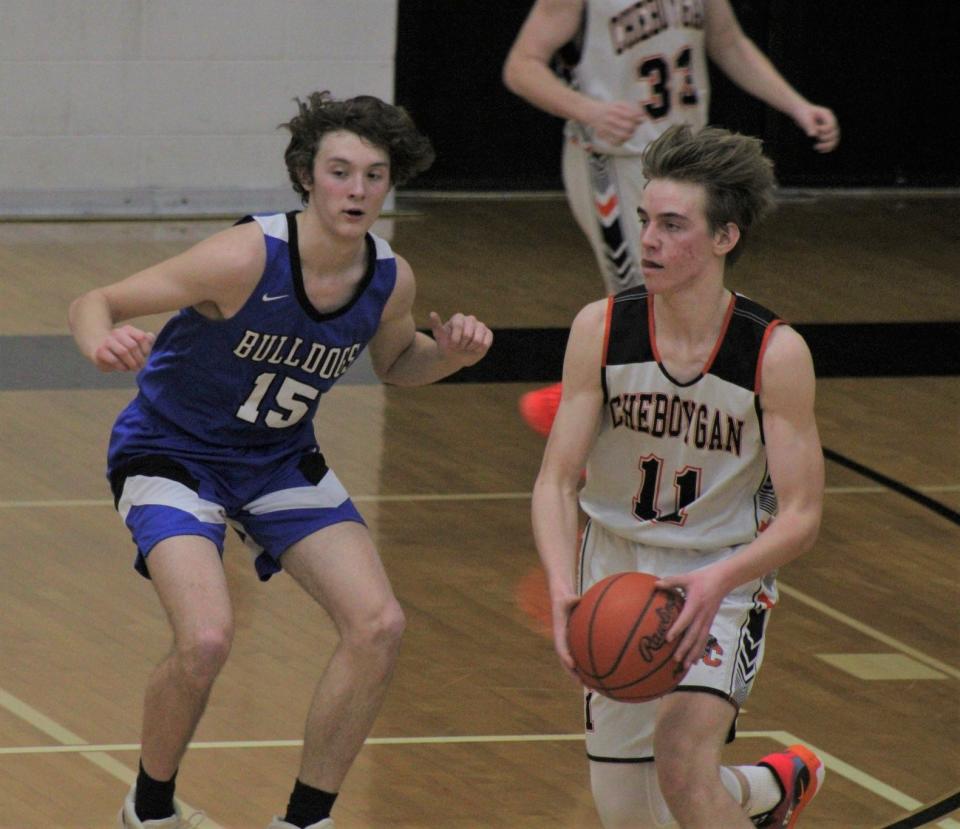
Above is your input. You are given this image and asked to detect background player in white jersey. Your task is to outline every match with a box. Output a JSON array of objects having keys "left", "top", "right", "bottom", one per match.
[
  {"left": 504, "top": 0, "right": 840, "bottom": 435},
  {"left": 531, "top": 124, "right": 825, "bottom": 828},
  {"left": 69, "top": 91, "right": 492, "bottom": 829}
]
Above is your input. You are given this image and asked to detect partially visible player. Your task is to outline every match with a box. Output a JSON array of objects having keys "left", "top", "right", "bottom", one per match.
[
  {"left": 531, "top": 123, "right": 825, "bottom": 827},
  {"left": 504, "top": 0, "right": 840, "bottom": 435},
  {"left": 69, "top": 91, "right": 492, "bottom": 829}
]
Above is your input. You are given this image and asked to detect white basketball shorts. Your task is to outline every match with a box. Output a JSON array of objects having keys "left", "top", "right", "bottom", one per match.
[{"left": 578, "top": 519, "right": 779, "bottom": 762}]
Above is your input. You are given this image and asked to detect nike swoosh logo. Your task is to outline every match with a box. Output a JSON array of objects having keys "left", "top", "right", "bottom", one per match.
[{"left": 261, "top": 293, "right": 289, "bottom": 302}]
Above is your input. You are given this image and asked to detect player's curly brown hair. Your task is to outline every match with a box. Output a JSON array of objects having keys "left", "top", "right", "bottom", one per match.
[
  {"left": 281, "top": 91, "right": 435, "bottom": 203},
  {"left": 641, "top": 124, "right": 777, "bottom": 265}
]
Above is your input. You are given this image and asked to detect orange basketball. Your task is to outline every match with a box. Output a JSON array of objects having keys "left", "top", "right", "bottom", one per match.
[{"left": 567, "top": 571, "right": 688, "bottom": 702}]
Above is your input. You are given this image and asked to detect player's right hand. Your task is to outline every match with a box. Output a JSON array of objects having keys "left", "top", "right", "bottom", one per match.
[
  {"left": 92, "top": 325, "right": 155, "bottom": 372},
  {"left": 552, "top": 592, "right": 581, "bottom": 678},
  {"left": 588, "top": 100, "right": 645, "bottom": 145}
]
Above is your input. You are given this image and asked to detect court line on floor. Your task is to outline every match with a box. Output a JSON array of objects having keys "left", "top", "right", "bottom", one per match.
[
  {"left": 1, "top": 723, "right": 956, "bottom": 827},
  {"left": 775, "top": 583, "right": 960, "bottom": 680},
  {"left": 3, "top": 489, "right": 956, "bottom": 823},
  {"left": 1, "top": 483, "right": 958, "bottom": 509},
  {"left": 0, "top": 689, "right": 220, "bottom": 828}
]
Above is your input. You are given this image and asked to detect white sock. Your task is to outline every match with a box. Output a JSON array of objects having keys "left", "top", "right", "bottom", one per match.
[{"left": 728, "top": 764, "right": 782, "bottom": 816}]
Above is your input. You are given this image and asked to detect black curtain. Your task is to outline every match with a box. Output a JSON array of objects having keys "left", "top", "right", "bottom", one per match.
[{"left": 396, "top": 1, "right": 960, "bottom": 190}]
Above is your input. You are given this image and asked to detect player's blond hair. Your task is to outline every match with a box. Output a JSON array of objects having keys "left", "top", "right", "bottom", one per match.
[{"left": 641, "top": 125, "right": 776, "bottom": 264}]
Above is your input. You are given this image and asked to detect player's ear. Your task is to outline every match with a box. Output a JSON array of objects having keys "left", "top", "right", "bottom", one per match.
[
  {"left": 714, "top": 222, "right": 740, "bottom": 257},
  {"left": 298, "top": 166, "right": 314, "bottom": 193}
]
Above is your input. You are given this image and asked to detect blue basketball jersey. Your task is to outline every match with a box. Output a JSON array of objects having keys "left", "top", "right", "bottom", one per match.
[{"left": 109, "top": 212, "right": 397, "bottom": 466}]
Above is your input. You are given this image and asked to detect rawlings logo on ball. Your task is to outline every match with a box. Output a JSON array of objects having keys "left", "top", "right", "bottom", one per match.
[{"left": 638, "top": 592, "right": 682, "bottom": 662}]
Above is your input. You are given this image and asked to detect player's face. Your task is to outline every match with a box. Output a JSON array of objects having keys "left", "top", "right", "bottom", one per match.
[
  {"left": 638, "top": 178, "right": 727, "bottom": 293},
  {"left": 304, "top": 130, "right": 392, "bottom": 236}
]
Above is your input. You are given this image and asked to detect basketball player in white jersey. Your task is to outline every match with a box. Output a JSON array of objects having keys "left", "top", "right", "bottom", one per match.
[
  {"left": 531, "top": 124, "right": 825, "bottom": 828},
  {"left": 504, "top": 0, "right": 839, "bottom": 434}
]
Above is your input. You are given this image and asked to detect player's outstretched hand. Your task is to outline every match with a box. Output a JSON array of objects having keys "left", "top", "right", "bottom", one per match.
[
  {"left": 92, "top": 325, "right": 155, "bottom": 372},
  {"left": 429, "top": 311, "right": 493, "bottom": 367}
]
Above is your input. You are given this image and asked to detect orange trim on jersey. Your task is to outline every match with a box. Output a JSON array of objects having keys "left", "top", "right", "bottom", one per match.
[
  {"left": 595, "top": 194, "right": 619, "bottom": 218},
  {"left": 601, "top": 296, "right": 615, "bottom": 367},
  {"left": 755, "top": 319, "right": 784, "bottom": 393},
  {"left": 647, "top": 295, "right": 662, "bottom": 364},
  {"left": 701, "top": 293, "right": 737, "bottom": 376}
]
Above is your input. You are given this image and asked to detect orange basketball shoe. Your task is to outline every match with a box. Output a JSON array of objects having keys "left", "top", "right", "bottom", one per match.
[
  {"left": 519, "top": 382, "right": 563, "bottom": 437},
  {"left": 752, "top": 744, "right": 825, "bottom": 828}
]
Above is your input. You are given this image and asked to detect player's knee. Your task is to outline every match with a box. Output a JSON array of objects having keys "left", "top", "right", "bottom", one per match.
[
  {"left": 175, "top": 624, "right": 233, "bottom": 688},
  {"left": 345, "top": 598, "right": 405, "bottom": 657},
  {"left": 655, "top": 749, "right": 695, "bottom": 795}
]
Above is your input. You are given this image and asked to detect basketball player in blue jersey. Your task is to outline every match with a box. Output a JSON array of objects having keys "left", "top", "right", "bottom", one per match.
[
  {"left": 531, "top": 124, "right": 825, "bottom": 828},
  {"left": 69, "top": 91, "right": 492, "bottom": 829},
  {"left": 504, "top": 0, "right": 840, "bottom": 436}
]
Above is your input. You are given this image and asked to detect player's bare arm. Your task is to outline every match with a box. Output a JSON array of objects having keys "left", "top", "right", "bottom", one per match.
[
  {"left": 68, "top": 222, "right": 266, "bottom": 372},
  {"left": 705, "top": 0, "right": 839, "bottom": 151},
  {"left": 531, "top": 299, "right": 606, "bottom": 670},
  {"left": 503, "top": 0, "right": 643, "bottom": 144},
  {"left": 367, "top": 255, "right": 492, "bottom": 387},
  {"left": 659, "top": 325, "right": 824, "bottom": 667}
]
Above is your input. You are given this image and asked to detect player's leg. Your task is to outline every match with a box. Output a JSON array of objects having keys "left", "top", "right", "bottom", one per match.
[
  {"left": 649, "top": 554, "right": 822, "bottom": 828},
  {"left": 283, "top": 521, "right": 404, "bottom": 788},
  {"left": 654, "top": 692, "right": 752, "bottom": 827},
  {"left": 561, "top": 139, "right": 644, "bottom": 294},
  {"left": 110, "top": 453, "right": 233, "bottom": 827},
  {"left": 275, "top": 521, "right": 404, "bottom": 826},
  {"left": 588, "top": 752, "right": 802, "bottom": 829},
  {"left": 140, "top": 536, "right": 234, "bottom": 777},
  {"left": 118, "top": 535, "right": 233, "bottom": 828}
]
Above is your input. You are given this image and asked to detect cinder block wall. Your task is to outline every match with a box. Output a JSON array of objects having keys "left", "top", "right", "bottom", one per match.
[{"left": 0, "top": 0, "right": 397, "bottom": 217}]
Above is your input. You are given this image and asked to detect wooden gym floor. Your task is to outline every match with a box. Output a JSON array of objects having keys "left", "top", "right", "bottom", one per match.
[{"left": 0, "top": 192, "right": 957, "bottom": 828}]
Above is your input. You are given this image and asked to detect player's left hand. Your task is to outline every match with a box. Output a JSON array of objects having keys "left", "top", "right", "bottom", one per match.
[
  {"left": 655, "top": 567, "right": 725, "bottom": 670},
  {"left": 794, "top": 104, "right": 840, "bottom": 153},
  {"left": 429, "top": 311, "right": 493, "bottom": 367}
]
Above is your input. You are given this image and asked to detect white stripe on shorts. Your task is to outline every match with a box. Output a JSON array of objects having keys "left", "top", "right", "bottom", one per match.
[
  {"left": 242, "top": 470, "right": 350, "bottom": 515},
  {"left": 117, "top": 475, "right": 225, "bottom": 524}
]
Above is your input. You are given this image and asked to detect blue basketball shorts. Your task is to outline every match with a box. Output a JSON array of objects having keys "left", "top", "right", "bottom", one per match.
[
  {"left": 108, "top": 447, "right": 365, "bottom": 581},
  {"left": 577, "top": 520, "right": 778, "bottom": 762}
]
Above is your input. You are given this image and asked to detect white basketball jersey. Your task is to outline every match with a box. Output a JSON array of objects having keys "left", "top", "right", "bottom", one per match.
[
  {"left": 579, "top": 288, "right": 782, "bottom": 549},
  {"left": 568, "top": 0, "right": 711, "bottom": 155}
]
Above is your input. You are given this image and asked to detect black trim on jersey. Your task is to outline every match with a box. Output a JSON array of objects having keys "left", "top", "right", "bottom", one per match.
[
  {"left": 710, "top": 295, "right": 780, "bottom": 391},
  {"left": 108, "top": 454, "right": 200, "bottom": 509},
  {"left": 297, "top": 449, "right": 330, "bottom": 485},
  {"left": 754, "top": 395, "right": 766, "bottom": 445},
  {"left": 605, "top": 287, "right": 654, "bottom": 366},
  {"left": 287, "top": 212, "right": 378, "bottom": 323},
  {"left": 673, "top": 685, "right": 740, "bottom": 716},
  {"left": 586, "top": 752, "right": 655, "bottom": 764},
  {"left": 604, "top": 291, "right": 780, "bottom": 394},
  {"left": 576, "top": 519, "right": 594, "bottom": 596}
]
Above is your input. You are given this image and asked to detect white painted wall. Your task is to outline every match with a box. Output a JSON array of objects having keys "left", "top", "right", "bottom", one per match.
[{"left": 0, "top": 0, "right": 398, "bottom": 216}]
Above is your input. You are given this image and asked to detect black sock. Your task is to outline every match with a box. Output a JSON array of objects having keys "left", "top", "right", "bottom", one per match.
[
  {"left": 134, "top": 760, "right": 177, "bottom": 821},
  {"left": 283, "top": 778, "right": 338, "bottom": 827}
]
